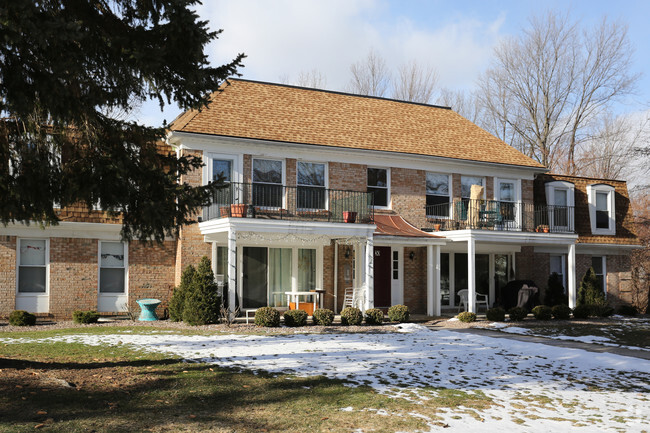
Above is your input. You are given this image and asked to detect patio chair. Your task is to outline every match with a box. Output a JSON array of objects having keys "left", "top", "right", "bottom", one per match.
[
  {"left": 342, "top": 287, "right": 365, "bottom": 309},
  {"left": 457, "top": 289, "right": 489, "bottom": 312},
  {"left": 342, "top": 287, "right": 354, "bottom": 308}
]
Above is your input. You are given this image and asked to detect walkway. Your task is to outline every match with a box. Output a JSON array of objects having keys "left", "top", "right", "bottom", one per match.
[{"left": 428, "top": 325, "right": 650, "bottom": 360}]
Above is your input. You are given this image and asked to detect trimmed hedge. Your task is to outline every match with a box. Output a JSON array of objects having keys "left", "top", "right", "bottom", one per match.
[
  {"left": 283, "top": 309, "right": 308, "bottom": 327},
  {"left": 486, "top": 307, "right": 506, "bottom": 322},
  {"left": 364, "top": 308, "right": 384, "bottom": 325},
  {"left": 312, "top": 308, "right": 334, "bottom": 326},
  {"left": 591, "top": 304, "right": 614, "bottom": 318},
  {"left": 616, "top": 305, "right": 637, "bottom": 317},
  {"left": 572, "top": 304, "right": 591, "bottom": 319},
  {"left": 72, "top": 310, "right": 100, "bottom": 324},
  {"left": 9, "top": 310, "right": 36, "bottom": 326},
  {"left": 254, "top": 307, "right": 281, "bottom": 327},
  {"left": 552, "top": 304, "right": 572, "bottom": 320},
  {"left": 457, "top": 311, "right": 476, "bottom": 323},
  {"left": 182, "top": 257, "right": 221, "bottom": 326},
  {"left": 532, "top": 305, "right": 552, "bottom": 321},
  {"left": 508, "top": 307, "right": 528, "bottom": 321},
  {"left": 340, "top": 307, "right": 363, "bottom": 326},
  {"left": 387, "top": 304, "right": 410, "bottom": 323}
]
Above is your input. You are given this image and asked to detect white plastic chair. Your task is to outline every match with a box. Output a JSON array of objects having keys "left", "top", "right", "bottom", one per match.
[
  {"left": 342, "top": 287, "right": 365, "bottom": 309},
  {"left": 457, "top": 289, "right": 489, "bottom": 312},
  {"left": 342, "top": 287, "right": 354, "bottom": 308}
]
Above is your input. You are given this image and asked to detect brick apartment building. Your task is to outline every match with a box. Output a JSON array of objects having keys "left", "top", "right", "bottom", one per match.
[{"left": 0, "top": 79, "right": 640, "bottom": 318}]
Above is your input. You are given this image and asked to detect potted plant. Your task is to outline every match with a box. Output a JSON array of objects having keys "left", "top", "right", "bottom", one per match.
[
  {"left": 433, "top": 223, "right": 442, "bottom": 231},
  {"left": 536, "top": 224, "right": 549, "bottom": 233},
  {"left": 343, "top": 211, "right": 357, "bottom": 223},
  {"left": 230, "top": 203, "right": 248, "bottom": 217}
]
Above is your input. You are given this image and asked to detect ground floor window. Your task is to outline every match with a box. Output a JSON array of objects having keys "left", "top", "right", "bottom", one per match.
[
  {"left": 592, "top": 256, "right": 606, "bottom": 293},
  {"left": 550, "top": 255, "right": 566, "bottom": 290},
  {"left": 99, "top": 242, "right": 126, "bottom": 294},
  {"left": 440, "top": 253, "right": 450, "bottom": 305},
  {"left": 18, "top": 239, "right": 47, "bottom": 293},
  {"left": 454, "top": 253, "right": 489, "bottom": 304}
]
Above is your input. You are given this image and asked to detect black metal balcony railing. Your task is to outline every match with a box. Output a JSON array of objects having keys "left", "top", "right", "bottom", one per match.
[
  {"left": 424, "top": 199, "right": 575, "bottom": 233},
  {"left": 202, "top": 182, "right": 374, "bottom": 223}
]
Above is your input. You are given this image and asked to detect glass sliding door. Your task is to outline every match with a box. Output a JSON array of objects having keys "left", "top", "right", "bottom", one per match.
[
  {"left": 269, "top": 248, "right": 291, "bottom": 307},
  {"left": 298, "top": 249, "right": 316, "bottom": 291},
  {"left": 242, "top": 247, "right": 268, "bottom": 309}
]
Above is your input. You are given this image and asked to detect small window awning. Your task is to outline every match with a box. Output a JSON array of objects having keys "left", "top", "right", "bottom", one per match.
[{"left": 374, "top": 214, "right": 444, "bottom": 238}]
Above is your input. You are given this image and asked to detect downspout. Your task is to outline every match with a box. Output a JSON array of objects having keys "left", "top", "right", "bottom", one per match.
[{"left": 334, "top": 241, "right": 339, "bottom": 314}]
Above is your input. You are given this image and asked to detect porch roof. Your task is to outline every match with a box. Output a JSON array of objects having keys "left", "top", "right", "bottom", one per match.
[{"left": 374, "top": 214, "right": 444, "bottom": 239}]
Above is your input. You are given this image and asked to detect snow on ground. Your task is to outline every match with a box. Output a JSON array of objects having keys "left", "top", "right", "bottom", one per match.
[{"left": 3, "top": 325, "right": 650, "bottom": 432}]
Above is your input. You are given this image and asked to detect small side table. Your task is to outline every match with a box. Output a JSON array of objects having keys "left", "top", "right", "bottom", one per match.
[{"left": 136, "top": 298, "right": 161, "bottom": 321}]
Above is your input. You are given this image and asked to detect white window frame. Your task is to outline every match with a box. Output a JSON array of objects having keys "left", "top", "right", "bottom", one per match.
[
  {"left": 425, "top": 172, "right": 451, "bottom": 218},
  {"left": 496, "top": 178, "right": 521, "bottom": 228},
  {"left": 16, "top": 238, "right": 50, "bottom": 299},
  {"left": 98, "top": 241, "right": 129, "bottom": 308},
  {"left": 367, "top": 166, "right": 390, "bottom": 209},
  {"left": 586, "top": 184, "right": 616, "bottom": 235},
  {"left": 296, "top": 160, "right": 328, "bottom": 210},
  {"left": 591, "top": 255, "right": 607, "bottom": 294},
  {"left": 252, "top": 157, "right": 286, "bottom": 209},
  {"left": 549, "top": 254, "right": 567, "bottom": 290},
  {"left": 460, "top": 175, "right": 486, "bottom": 199},
  {"left": 545, "top": 181, "right": 575, "bottom": 231}
]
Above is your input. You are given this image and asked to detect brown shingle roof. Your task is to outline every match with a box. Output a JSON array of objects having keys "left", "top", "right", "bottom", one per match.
[{"left": 170, "top": 79, "right": 544, "bottom": 169}]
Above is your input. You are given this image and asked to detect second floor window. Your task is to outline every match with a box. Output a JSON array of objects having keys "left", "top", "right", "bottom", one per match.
[
  {"left": 426, "top": 173, "right": 450, "bottom": 217},
  {"left": 253, "top": 159, "right": 283, "bottom": 207},
  {"left": 297, "top": 162, "right": 326, "bottom": 209},
  {"left": 368, "top": 167, "right": 389, "bottom": 207},
  {"left": 461, "top": 176, "right": 484, "bottom": 199}
]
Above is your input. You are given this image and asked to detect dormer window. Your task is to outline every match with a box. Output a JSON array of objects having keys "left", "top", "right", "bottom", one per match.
[{"left": 587, "top": 184, "right": 615, "bottom": 235}]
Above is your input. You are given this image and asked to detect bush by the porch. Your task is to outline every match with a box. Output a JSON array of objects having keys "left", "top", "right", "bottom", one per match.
[
  {"left": 9, "top": 310, "right": 36, "bottom": 326},
  {"left": 544, "top": 272, "right": 568, "bottom": 306},
  {"left": 182, "top": 257, "right": 221, "bottom": 326},
  {"left": 364, "top": 308, "right": 384, "bottom": 325},
  {"left": 572, "top": 304, "right": 591, "bottom": 319},
  {"left": 591, "top": 304, "right": 614, "bottom": 318},
  {"left": 508, "top": 307, "right": 528, "bottom": 321},
  {"left": 457, "top": 312, "right": 476, "bottom": 323},
  {"left": 313, "top": 308, "right": 334, "bottom": 326},
  {"left": 552, "top": 304, "right": 572, "bottom": 320},
  {"left": 72, "top": 310, "right": 100, "bottom": 324},
  {"left": 283, "top": 309, "right": 307, "bottom": 327},
  {"left": 532, "top": 305, "right": 552, "bottom": 320},
  {"left": 616, "top": 305, "right": 638, "bottom": 316},
  {"left": 340, "top": 307, "right": 363, "bottom": 326},
  {"left": 254, "top": 307, "right": 280, "bottom": 327},
  {"left": 387, "top": 304, "right": 410, "bottom": 323},
  {"left": 486, "top": 307, "right": 506, "bottom": 322},
  {"left": 169, "top": 265, "right": 196, "bottom": 322}
]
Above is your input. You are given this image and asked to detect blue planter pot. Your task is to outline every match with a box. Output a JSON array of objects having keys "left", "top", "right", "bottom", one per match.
[{"left": 136, "top": 298, "right": 161, "bottom": 321}]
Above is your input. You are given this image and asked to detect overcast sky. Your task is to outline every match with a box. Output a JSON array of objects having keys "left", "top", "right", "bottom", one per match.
[{"left": 137, "top": 0, "right": 650, "bottom": 127}]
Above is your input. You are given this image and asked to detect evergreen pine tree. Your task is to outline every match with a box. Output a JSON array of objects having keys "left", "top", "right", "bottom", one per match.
[
  {"left": 544, "top": 272, "right": 568, "bottom": 306},
  {"left": 577, "top": 267, "right": 607, "bottom": 306},
  {"left": 182, "top": 256, "right": 221, "bottom": 325},
  {"left": 168, "top": 265, "right": 196, "bottom": 322}
]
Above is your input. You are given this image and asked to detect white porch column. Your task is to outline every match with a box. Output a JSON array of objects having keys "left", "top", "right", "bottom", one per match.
[
  {"left": 568, "top": 243, "right": 577, "bottom": 309},
  {"left": 467, "top": 237, "right": 476, "bottom": 313},
  {"left": 427, "top": 245, "right": 434, "bottom": 316},
  {"left": 434, "top": 245, "right": 441, "bottom": 316},
  {"left": 364, "top": 236, "right": 374, "bottom": 311},
  {"left": 227, "top": 228, "right": 237, "bottom": 313},
  {"left": 488, "top": 254, "right": 495, "bottom": 308}
]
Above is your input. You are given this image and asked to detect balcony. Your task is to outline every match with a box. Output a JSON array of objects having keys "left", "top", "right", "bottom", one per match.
[
  {"left": 202, "top": 182, "right": 374, "bottom": 224},
  {"left": 424, "top": 199, "right": 575, "bottom": 233}
]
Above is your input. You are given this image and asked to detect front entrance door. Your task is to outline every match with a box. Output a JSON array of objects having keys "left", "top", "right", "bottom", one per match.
[{"left": 373, "top": 246, "right": 391, "bottom": 308}]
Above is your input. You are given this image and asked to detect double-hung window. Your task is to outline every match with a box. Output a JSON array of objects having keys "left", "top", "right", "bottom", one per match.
[
  {"left": 461, "top": 176, "right": 484, "bottom": 199},
  {"left": 591, "top": 256, "right": 606, "bottom": 294},
  {"left": 297, "top": 162, "right": 326, "bottom": 210},
  {"left": 18, "top": 239, "right": 47, "bottom": 294},
  {"left": 99, "top": 242, "right": 127, "bottom": 294},
  {"left": 587, "top": 184, "right": 615, "bottom": 235},
  {"left": 426, "top": 173, "right": 450, "bottom": 217},
  {"left": 367, "top": 168, "right": 389, "bottom": 207},
  {"left": 545, "top": 181, "right": 575, "bottom": 231},
  {"left": 253, "top": 159, "right": 283, "bottom": 208}
]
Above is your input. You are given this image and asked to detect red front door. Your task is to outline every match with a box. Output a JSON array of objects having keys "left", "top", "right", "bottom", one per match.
[{"left": 373, "top": 246, "right": 392, "bottom": 308}]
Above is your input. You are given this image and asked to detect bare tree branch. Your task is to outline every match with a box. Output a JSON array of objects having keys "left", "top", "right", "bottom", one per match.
[
  {"left": 393, "top": 60, "right": 438, "bottom": 104},
  {"left": 346, "top": 49, "right": 391, "bottom": 97}
]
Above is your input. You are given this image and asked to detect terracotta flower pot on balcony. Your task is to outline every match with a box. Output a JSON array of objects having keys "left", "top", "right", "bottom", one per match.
[
  {"left": 433, "top": 223, "right": 442, "bottom": 231},
  {"left": 343, "top": 211, "right": 357, "bottom": 223},
  {"left": 230, "top": 204, "right": 248, "bottom": 218}
]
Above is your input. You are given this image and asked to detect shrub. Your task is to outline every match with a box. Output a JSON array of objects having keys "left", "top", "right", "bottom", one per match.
[
  {"left": 616, "top": 305, "right": 638, "bottom": 317},
  {"left": 508, "top": 307, "right": 528, "bottom": 321},
  {"left": 486, "top": 307, "right": 506, "bottom": 322},
  {"left": 552, "top": 304, "right": 572, "bottom": 320},
  {"left": 387, "top": 304, "right": 410, "bottom": 323},
  {"left": 72, "top": 310, "right": 100, "bottom": 324},
  {"left": 254, "top": 307, "right": 281, "bottom": 327},
  {"left": 457, "top": 311, "right": 476, "bottom": 323},
  {"left": 312, "top": 308, "right": 334, "bottom": 326},
  {"left": 283, "top": 309, "right": 308, "bottom": 327},
  {"left": 544, "top": 272, "right": 568, "bottom": 306},
  {"left": 532, "top": 305, "right": 552, "bottom": 320},
  {"left": 169, "top": 265, "right": 196, "bottom": 322},
  {"left": 340, "top": 307, "right": 363, "bottom": 326},
  {"left": 572, "top": 304, "right": 591, "bottom": 319},
  {"left": 9, "top": 310, "right": 36, "bottom": 326},
  {"left": 577, "top": 267, "right": 606, "bottom": 307},
  {"left": 182, "top": 257, "right": 221, "bottom": 326},
  {"left": 364, "top": 308, "right": 384, "bottom": 325},
  {"left": 591, "top": 304, "right": 614, "bottom": 318}
]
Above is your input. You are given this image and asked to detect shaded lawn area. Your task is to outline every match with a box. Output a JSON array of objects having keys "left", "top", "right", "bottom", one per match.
[
  {"left": 501, "top": 317, "right": 650, "bottom": 349},
  {"left": 0, "top": 328, "right": 490, "bottom": 433}
]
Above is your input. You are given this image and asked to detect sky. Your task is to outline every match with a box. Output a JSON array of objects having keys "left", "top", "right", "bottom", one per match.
[{"left": 137, "top": 0, "right": 650, "bottom": 128}]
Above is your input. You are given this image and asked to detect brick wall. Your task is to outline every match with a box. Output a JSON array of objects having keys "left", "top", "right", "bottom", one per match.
[
  {"left": 403, "top": 247, "right": 427, "bottom": 314},
  {"left": 129, "top": 240, "right": 177, "bottom": 316},
  {"left": 335, "top": 244, "right": 355, "bottom": 312},
  {"left": 0, "top": 236, "right": 16, "bottom": 318},
  {"left": 391, "top": 168, "right": 426, "bottom": 228},
  {"left": 286, "top": 158, "right": 297, "bottom": 186},
  {"left": 328, "top": 162, "right": 366, "bottom": 191},
  {"left": 322, "top": 243, "right": 335, "bottom": 310}
]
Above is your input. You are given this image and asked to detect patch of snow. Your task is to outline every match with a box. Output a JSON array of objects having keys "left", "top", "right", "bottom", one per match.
[
  {"left": 486, "top": 322, "right": 508, "bottom": 329},
  {"left": 339, "top": 406, "right": 354, "bottom": 412},
  {"left": 447, "top": 317, "right": 459, "bottom": 322},
  {"left": 499, "top": 326, "right": 531, "bottom": 334}
]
